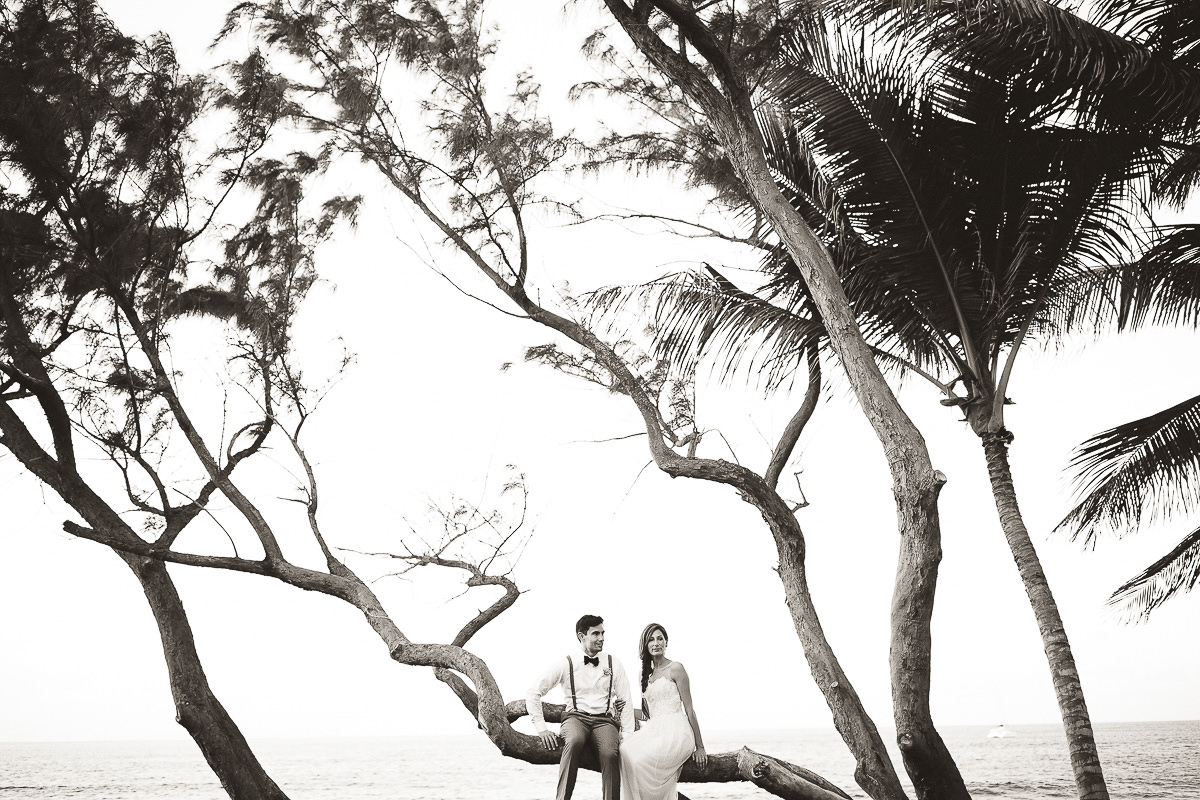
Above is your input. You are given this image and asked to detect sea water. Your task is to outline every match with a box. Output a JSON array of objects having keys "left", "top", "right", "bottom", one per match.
[{"left": 1, "top": 721, "right": 1195, "bottom": 799}]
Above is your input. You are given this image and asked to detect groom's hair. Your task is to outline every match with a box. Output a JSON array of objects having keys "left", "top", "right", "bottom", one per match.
[{"left": 576, "top": 614, "right": 604, "bottom": 638}]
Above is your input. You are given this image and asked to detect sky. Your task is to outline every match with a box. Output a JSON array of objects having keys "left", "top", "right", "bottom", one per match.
[{"left": 1, "top": 0, "right": 1197, "bottom": 755}]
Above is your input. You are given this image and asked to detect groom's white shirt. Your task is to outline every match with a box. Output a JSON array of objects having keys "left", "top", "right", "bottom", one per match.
[{"left": 527, "top": 651, "right": 635, "bottom": 735}]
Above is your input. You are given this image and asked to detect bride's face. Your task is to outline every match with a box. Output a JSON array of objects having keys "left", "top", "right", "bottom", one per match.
[{"left": 646, "top": 629, "right": 668, "bottom": 658}]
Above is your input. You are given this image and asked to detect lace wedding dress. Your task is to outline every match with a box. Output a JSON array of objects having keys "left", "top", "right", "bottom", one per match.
[{"left": 619, "top": 677, "right": 696, "bottom": 800}]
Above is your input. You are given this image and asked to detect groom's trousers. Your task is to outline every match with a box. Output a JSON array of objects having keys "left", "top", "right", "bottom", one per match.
[{"left": 557, "top": 711, "right": 620, "bottom": 800}]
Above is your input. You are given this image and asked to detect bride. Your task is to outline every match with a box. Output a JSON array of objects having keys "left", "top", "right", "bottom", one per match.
[{"left": 620, "top": 623, "right": 707, "bottom": 800}]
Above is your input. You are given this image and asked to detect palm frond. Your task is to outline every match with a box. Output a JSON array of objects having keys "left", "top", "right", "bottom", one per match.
[
  {"left": 760, "top": 8, "right": 1156, "bottom": 393},
  {"left": 1118, "top": 225, "right": 1200, "bottom": 329},
  {"left": 584, "top": 270, "right": 825, "bottom": 392},
  {"left": 1035, "top": 259, "right": 1124, "bottom": 337},
  {"left": 1156, "top": 149, "right": 1200, "bottom": 210},
  {"left": 764, "top": 24, "right": 989, "bottom": 372},
  {"left": 1059, "top": 393, "right": 1200, "bottom": 543},
  {"left": 1050, "top": 225, "right": 1200, "bottom": 333},
  {"left": 1094, "top": 0, "right": 1200, "bottom": 70},
  {"left": 851, "top": 0, "right": 1200, "bottom": 139},
  {"left": 1107, "top": 524, "right": 1200, "bottom": 621}
]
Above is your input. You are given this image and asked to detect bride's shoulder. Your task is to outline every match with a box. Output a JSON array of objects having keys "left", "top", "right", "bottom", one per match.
[{"left": 667, "top": 660, "right": 688, "bottom": 678}]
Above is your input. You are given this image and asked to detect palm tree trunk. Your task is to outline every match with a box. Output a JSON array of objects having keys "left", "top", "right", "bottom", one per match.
[
  {"left": 122, "top": 553, "right": 290, "bottom": 800},
  {"left": 980, "top": 431, "right": 1109, "bottom": 800}
]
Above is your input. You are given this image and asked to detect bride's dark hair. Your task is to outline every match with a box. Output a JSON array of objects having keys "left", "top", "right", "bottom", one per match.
[{"left": 638, "top": 623, "right": 668, "bottom": 693}]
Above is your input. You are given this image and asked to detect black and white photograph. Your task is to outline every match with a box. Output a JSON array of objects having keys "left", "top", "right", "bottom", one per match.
[{"left": 1, "top": 2, "right": 1196, "bottom": 798}]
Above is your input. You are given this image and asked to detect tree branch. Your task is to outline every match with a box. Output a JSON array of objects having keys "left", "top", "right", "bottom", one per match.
[{"left": 766, "top": 338, "right": 821, "bottom": 490}]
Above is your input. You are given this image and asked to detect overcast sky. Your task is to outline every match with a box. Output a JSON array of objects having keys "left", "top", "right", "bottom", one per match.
[{"left": 1, "top": 0, "right": 1196, "bottom": 747}]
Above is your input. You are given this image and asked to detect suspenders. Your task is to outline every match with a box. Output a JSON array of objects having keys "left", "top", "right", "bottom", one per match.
[
  {"left": 566, "top": 655, "right": 577, "bottom": 711},
  {"left": 565, "top": 654, "right": 613, "bottom": 714}
]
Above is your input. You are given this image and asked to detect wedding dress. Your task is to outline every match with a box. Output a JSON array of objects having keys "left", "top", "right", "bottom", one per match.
[{"left": 619, "top": 677, "right": 695, "bottom": 800}]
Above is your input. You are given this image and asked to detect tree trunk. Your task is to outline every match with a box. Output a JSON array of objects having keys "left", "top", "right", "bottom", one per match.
[
  {"left": 736, "top": 747, "right": 854, "bottom": 800},
  {"left": 768, "top": 510, "right": 909, "bottom": 800},
  {"left": 598, "top": 6, "right": 967, "bottom": 797},
  {"left": 707, "top": 103, "right": 965, "bottom": 800},
  {"left": 980, "top": 431, "right": 1109, "bottom": 800},
  {"left": 503, "top": 296, "right": 912, "bottom": 796},
  {"left": 122, "top": 554, "right": 290, "bottom": 800}
]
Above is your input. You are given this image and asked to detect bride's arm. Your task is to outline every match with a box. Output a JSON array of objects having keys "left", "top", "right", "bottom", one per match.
[{"left": 671, "top": 662, "right": 708, "bottom": 768}]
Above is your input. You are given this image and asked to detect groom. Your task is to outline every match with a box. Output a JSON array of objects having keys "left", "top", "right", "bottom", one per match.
[{"left": 527, "top": 614, "right": 634, "bottom": 800}]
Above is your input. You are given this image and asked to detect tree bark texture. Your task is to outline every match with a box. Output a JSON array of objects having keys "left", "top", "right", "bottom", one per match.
[
  {"left": 121, "top": 554, "right": 290, "bottom": 800},
  {"left": 761, "top": 497, "right": 907, "bottom": 800},
  {"left": 599, "top": 4, "right": 965, "bottom": 798},
  {"left": 737, "top": 748, "right": 855, "bottom": 800},
  {"left": 980, "top": 432, "right": 1109, "bottom": 800}
]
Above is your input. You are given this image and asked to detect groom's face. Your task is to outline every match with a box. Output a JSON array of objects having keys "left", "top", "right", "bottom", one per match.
[{"left": 579, "top": 624, "right": 605, "bottom": 656}]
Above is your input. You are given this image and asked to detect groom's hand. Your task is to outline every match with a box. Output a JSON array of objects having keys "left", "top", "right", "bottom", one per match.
[{"left": 538, "top": 730, "right": 561, "bottom": 750}]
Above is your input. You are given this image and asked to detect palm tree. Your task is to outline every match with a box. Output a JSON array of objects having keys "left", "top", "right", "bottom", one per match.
[
  {"left": 766, "top": 30, "right": 1136, "bottom": 800},
  {"left": 592, "top": 3, "right": 1200, "bottom": 797},
  {"left": 903, "top": 0, "right": 1200, "bottom": 621}
]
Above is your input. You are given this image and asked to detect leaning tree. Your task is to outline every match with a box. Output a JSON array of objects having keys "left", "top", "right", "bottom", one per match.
[
  {"left": 0, "top": 2, "right": 296, "bottom": 795},
  {"left": 591, "top": 2, "right": 967, "bottom": 796}
]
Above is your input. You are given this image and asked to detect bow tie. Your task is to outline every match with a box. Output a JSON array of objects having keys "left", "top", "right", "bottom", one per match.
[{"left": 583, "top": 655, "right": 600, "bottom": 667}]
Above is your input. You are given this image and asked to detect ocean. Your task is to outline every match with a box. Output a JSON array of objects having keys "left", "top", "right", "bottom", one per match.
[{"left": 1, "top": 721, "right": 1195, "bottom": 799}]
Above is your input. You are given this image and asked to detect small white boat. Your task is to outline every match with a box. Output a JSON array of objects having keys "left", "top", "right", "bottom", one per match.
[{"left": 986, "top": 724, "right": 1011, "bottom": 739}]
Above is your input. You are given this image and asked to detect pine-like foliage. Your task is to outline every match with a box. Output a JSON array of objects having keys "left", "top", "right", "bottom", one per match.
[{"left": 0, "top": 0, "right": 355, "bottom": 521}]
